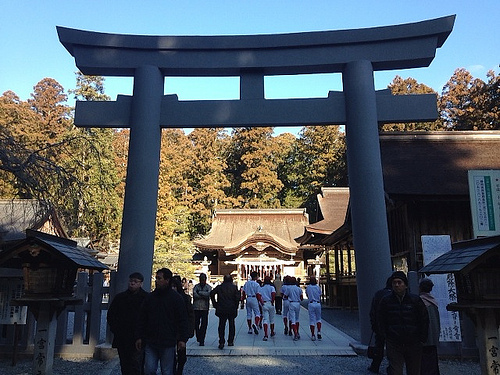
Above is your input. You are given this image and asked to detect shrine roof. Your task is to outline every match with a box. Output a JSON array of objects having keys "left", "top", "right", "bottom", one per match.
[
  {"left": 0, "top": 230, "right": 107, "bottom": 271},
  {"left": 306, "top": 188, "right": 349, "bottom": 234},
  {"left": 193, "top": 209, "right": 308, "bottom": 255},
  {"left": 419, "top": 235, "right": 500, "bottom": 274},
  {"left": 295, "top": 188, "right": 350, "bottom": 244},
  {"left": 304, "top": 131, "right": 500, "bottom": 246},
  {"left": 0, "top": 200, "right": 67, "bottom": 243},
  {"left": 380, "top": 131, "right": 500, "bottom": 196}
]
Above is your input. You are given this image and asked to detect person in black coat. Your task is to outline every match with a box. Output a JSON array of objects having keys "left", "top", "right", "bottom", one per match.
[
  {"left": 210, "top": 274, "right": 241, "bottom": 349},
  {"left": 136, "top": 268, "right": 189, "bottom": 375},
  {"left": 377, "top": 271, "right": 429, "bottom": 375},
  {"left": 107, "top": 272, "right": 148, "bottom": 375}
]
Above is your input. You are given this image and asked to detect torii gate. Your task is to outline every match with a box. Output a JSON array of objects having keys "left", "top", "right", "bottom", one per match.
[{"left": 58, "top": 15, "right": 454, "bottom": 343}]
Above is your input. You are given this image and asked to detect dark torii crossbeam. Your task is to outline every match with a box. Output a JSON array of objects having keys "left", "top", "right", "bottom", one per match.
[{"left": 58, "top": 15, "right": 454, "bottom": 344}]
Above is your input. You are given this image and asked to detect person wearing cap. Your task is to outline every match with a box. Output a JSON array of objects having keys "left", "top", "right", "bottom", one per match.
[
  {"left": 107, "top": 272, "right": 148, "bottom": 375},
  {"left": 284, "top": 276, "right": 304, "bottom": 341},
  {"left": 305, "top": 276, "right": 322, "bottom": 341},
  {"left": 274, "top": 274, "right": 283, "bottom": 315},
  {"left": 241, "top": 271, "right": 261, "bottom": 334},
  {"left": 419, "top": 278, "right": 441, "bottom": 375},
  {"left": 257, "top": 275, "right": 276, "bottom": 341},
  {"left": 377, "top": 271, "right": 429, "bottom": 375}
]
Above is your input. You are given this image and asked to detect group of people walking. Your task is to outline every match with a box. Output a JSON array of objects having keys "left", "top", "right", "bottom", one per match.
[
  {"left": 107, "top": 270, "right": 323, "bottom": 375},
  {"left": 107, "top": 268, "right": 442, "bottom": 375},
  {"left": 241, "top": 272, "right": 323, "bottom": 343}
]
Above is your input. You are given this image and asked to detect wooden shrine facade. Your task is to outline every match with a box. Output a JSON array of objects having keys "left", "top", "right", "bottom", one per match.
[
  {"left": 193, "top": 209, "right": 308, "bottom": 287},
  {"left": 295, "top": 187, "right": 353, "bottom": 308}
]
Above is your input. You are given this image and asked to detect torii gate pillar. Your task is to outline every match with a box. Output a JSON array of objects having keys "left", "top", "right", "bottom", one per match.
[
  {"left": 343, "top": 60, "right": 393, "bottom": 339},
  {"left": 58, "top": 15, "right": 454, "bottom": 343},
  {"left": 119, "top": 66, "right": 164, "bottom": 290}
]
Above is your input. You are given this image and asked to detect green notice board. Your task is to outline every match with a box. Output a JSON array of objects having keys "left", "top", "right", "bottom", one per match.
[{"left": 468, "top": 170, "right": 500, "bottom": 237}]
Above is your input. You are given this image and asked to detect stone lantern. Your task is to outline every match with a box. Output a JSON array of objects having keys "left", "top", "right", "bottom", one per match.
[
  {"left": 0, "top": 230, "right": 107, "bottom": 375},
  {"left": 420, "top": 235, "right": 500, "bottom": 375}
]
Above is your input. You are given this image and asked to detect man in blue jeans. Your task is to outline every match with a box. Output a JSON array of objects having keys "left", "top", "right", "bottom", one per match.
[{"left": 136, "top": 268, "right": 189, "bottom": 375}]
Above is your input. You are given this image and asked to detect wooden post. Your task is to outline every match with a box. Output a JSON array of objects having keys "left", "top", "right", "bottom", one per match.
[
  {"left": 476, "top": 308, "right": 500, "bottom": 375},
  {"left": 11, "top": 322, "right": 19, "bottom": 366},
  {"left": 88, "top": 273, "right": 103, "bottom": 349},
  {"left": 73, "top": 272, "right": 88, "bottom": 347}
]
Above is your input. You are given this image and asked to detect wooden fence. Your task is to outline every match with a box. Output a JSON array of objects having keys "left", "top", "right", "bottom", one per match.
[{"left": 0, "top": 271, "right": 115, "bottom": 359}]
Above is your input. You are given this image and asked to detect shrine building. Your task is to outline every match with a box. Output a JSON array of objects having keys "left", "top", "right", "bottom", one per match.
[{"left": 193, "top": 209, "right": 308, "bottom": 287}]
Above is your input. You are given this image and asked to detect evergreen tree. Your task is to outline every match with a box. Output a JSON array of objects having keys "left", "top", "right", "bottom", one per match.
[
  {"left": 154, "top": 129, "right": 196, "bottom": 277},
  {"left": 64, "top": 73, "right": 122, "bottom": 247},
  {"left": 0, "top": 83, "right": 80, "bottom": 208},
  {"left": 187, "top": 128, "right": 231, "bottom": 235},
  {"left": 274, "top": 132, "right": 303, "bottom": 208},
  {"left": 69, "top": 72, "right": 110, "bottom": 102},
  {"left": 28, "top": 78, "right": 72, "bottom": 142},
  {"left": 0, "top": 91, "right": 42, "bottom": 197},
  {"left": 296, "top": 125, "right": 347, "bottom": 191},
  {"left": 481, "top": 70, "right": 500, "bottom": 130},
  {"left": 112, "top": 129, "right": 129, "bottom": 201},
  {"left": 440, "top": 68, "right": 499, "bottom": 130},
  {"left": 226, "top": 127, "right": 283, "bottom": 208},
  {"left": 440, "top": 68, "right": 477, "bottom": 130}
]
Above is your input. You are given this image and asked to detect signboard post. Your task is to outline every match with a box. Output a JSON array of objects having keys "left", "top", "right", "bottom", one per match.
[{"left": 421, "top": 235, "right": 462, "bottom": 342}]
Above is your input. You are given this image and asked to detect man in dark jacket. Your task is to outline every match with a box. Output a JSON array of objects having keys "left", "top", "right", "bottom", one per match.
[
  {"left": 108, "top": 272, "right": 148, "bottom": 375},
  {"left": 377, "top": 271, "right": 429, "bottom": 375},
  {"left": 210, "top": 274, "right": 241, "bottom": 349},
  {"left": 136, "top": 268, "right": 189, "bottom": 375}
]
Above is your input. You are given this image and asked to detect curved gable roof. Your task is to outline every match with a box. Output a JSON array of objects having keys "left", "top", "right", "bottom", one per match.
[
  {"left": 193, "top": 209, "right": 308, "bottom": 256},
  {"left": 295, "top": 187, "right": 350, "bottom": 244}
]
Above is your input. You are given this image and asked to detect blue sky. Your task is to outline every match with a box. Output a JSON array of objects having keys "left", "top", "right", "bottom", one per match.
[{"left": 1, "top": 1, "right": 498, "bottom": 134}]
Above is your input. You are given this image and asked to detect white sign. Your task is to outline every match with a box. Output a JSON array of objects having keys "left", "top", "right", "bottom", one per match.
[
  {"left": 468, "top": 170, "right": 500, "bottom": 237},
  {"left": 0, "top": 278, "right": 27, "bottom": 325},
  {"left": 421, "top": 235, "right": 462, "bottom": 342}
]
